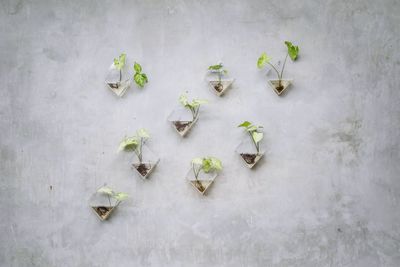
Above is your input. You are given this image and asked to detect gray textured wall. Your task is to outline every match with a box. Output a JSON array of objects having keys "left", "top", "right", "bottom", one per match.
[{"left": 1, "top": 0, "right": 400, "bottom": 266}]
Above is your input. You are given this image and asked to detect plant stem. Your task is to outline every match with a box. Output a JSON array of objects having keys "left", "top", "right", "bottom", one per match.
[
  {"left": 249, "top": 131, "right": 260, "bottom": 154},
  {"left": 137, "top": 138, "right": 143, "bottom": 163},
  {"left": 119, "top": 69, "right": 122, "bottom": 82},
  {"left": 279, "top": 53, "right": 289, "bottom": 81},
  {"left": 267, "top": 62, "right": 281, "bottom": 80}
]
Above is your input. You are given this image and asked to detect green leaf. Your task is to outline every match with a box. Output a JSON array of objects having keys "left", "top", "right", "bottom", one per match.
[
  {"left": 252, "top": 132, "right": 263, "bottom": 144},
  {"left": 238, "top": 121, "right": 252, "bottom": 128},
  {"left": 208, "top": 63, "right": 223, "bottom": 70},
  {"left": 191, "top": 99, "right": 208, "bottom": 107},
  {"left": 119, "top": 137, "right": 138, "bottom": 151},
  {"left": 257, "top": 53, "right": 271, "bottom": 69},
  {"left": 114, "top": 53, "right": 126, "bottom": 70},
  {"left": 285, "top": 41, "right": 299, "bottom": 61},
  {"left": 192, "top": 157, "right": 203, "bottom": 165},
  {"left": 246, "top": 125, "right": 258, "bottom": 132},
  {"left": 179, "top": 93, "right": 189, "bottom": 107},
  {"left": 134, "top": 73, "right": 148, "bottom": 88},
  {"left": 113, "top": 192, "right": 129, "bottom": 201},
  {"left": 98, "top": 186, "right": 114, "bottom": 196},
  {"left": 202, "top": 157, "right": 222, "bottom": 173},
  {"left": 137, "top": 128, "right": 150, "bottom": 139},
  {"left": 134, "top": 62, "right": 142, "bottom": 73}
]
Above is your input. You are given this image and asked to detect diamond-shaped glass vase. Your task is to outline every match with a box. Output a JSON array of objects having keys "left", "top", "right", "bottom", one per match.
[
  {"left": 167, "top": 106, "right": 198, "bottom": 137},
  {"left": 105, "top": 63, "right": 132, "bottom": 97},
  {"left": 186, "top": 165, "right": 218, "bottom": 195},
  {"left": 131, "top": 144, "right": 159, "bottom": 179},
  {"left": 89, "top": 189, "right": 120, "bottom": 221},
  {"left": 206, "top": 70, "right": 234, "bottom": 96},
  {"left": 235, "top": 135, "right": 265, "bottom": 169},
  {"left": 267, "top": 79, "right": 292, "bottom": 96}
]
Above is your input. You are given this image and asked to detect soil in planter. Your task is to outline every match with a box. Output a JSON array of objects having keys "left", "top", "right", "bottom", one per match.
[
  {"left": 214, "top": 82, "right": 223, "bottom": 93},
  {"left": 174, "top": 121, "right": 191, "bottom": 132},
  {"left": 275, "top": 85, "right": 284, "bottom": 93},
  {"left": 240, "top": 153, "right": 257, "bottom": 165},
  {"left": 133, "top": 163, "right": 151, "bottom": 177},
  {"left": 92, "top": 206, "right": 113, "bottom": 220},
  {"left": 108, "top": 82, "right": 120, "bottom": 89},
  {"left": 190, "top": 180, "right": 213, "bottom": 194}
]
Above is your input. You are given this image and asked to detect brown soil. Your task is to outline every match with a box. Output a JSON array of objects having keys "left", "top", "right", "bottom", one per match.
[
  {"left": 174, "top": 121, "right": 191, "bottom": 132},
  {"left": 135, "top": 164, "right": 150, "bottom": 177},
  {"left": 193, "top": 180, "right": 205, "bottom": 192},
  {"left": 93, "top": 206, "right": 113, "bottom": 219},
  {"left": 108, "top": 82, "right": 119, "bottom": 89},
  {"left": 276, "top": 85, "right": 284, "bottom": 93},
  {"left": 214, "top": 82, "right": 223, "bottom": 92},
  {"left": 240, "top": 153, "right": 257, "bottom": 164}
]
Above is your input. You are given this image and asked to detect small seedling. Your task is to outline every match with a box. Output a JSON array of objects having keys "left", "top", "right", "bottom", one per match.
[
  {"left": 190, "top": 157, "right": 222, "bottom": 194},
  {"left": 91, "top": 186, "right": 128, "bottom": 221},
  {"left": 207, "top": 63, "right": 233, "bottom": 96},
  {"left": 169, "top": 93, "right": 207, "bottom": 136},
  {"left": 133, "top": 62, "right": 148, "bottom": 88},
  {"left": 257, "top": 41, "right": 299, "bottom": 95},
  {"left": 119, "top": 128, "right": 157, "bottom": 178},
  {"left": 237, "top": 121, "right": 264, "bottom": 168},
  {"left": 113, "top": 53, "right": 126, "bottom": 86}
]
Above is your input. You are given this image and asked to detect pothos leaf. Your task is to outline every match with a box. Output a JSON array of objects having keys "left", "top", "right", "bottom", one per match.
[
  {"left": 257, "top": 52, "right": 271, "bottom": 69},
  {"left": 114, "top": 53, "right": 126, "bottom": 70},
  {"left": 208, "top": 63, "right": 223, "bottom": 70},
  {"left": 119, "top": 137, "right": 138, "bottom": 151},
  {"left": 202, "top": 157, "right": 222, "bottom": 173},
  {"left": 137, "top": 128, "right": 150, "bottom": 139},
  {"left": 191, "top": 157, "right": 203, "bottom": 165},
  {"left": 238, "top": 121, "right": 252, "bottom": 128},
  {"left": 98, "top": 186, "right": 114, "bottom": 196},
  {"left": 179, "top": 93, "right": 189, "bottom": 106},
  {"left": 285, "top": 41, "right": 299, "bottom": 61},
  {"left": 252, "top": 132, "right": 263, "bottom": 144},
  {"left": 134, "top": 62, "right": 142, "bottom": 73},
  {"left": 191, "top": 99, "right": 208, "bottom": 107},
  {"left": 134, "top": 73, "right": 148, "bottom": 88},
  {"left": 113, "top": 192, "right": 129, "bottom": 201}
]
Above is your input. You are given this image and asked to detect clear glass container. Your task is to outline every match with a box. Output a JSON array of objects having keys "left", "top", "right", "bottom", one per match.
[
  {"left": 235, "top": 134, "right": 265, "bottom": 168},
  {"left": 89, "top": 187, "right": 120, "bottom": 221},
  {"left": 131, "top": 143, "right": 160, "bottom": 179},
  {"left": 206, "top": 70, "right": 234, "bottom": 96},
  {"left": 105, "top": 62, "right": 132, "bottom": 97},
  {"left": 167, "top": 106, "right": 198, "bottom": 137},
  {"left": 186, "top": 164, "right": 218, "bottom": 195}
]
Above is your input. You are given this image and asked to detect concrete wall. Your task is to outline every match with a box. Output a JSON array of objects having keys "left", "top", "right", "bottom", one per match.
[{"left": 1, "top": 0, "right": 400, "bottom": 266}]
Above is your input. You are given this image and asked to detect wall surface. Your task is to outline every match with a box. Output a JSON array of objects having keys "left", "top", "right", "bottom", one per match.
[{"left": 1, "top": 0, "right": 400, "bottom": 266}]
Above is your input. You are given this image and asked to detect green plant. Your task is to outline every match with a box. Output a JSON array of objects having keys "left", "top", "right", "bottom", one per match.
[
  {"left": 238, "top": 121, "right": 263, "bottom": 153},
  {"left": 119, "top": 128, "right": 150, "bottom": 163},
  {"left": 97, "top": 186, "right": 129, "bottom": 207},
  {"left": 208, "top": 63, "right": 228, "bottom": 83},
  {"left": 179, "top": 93, "right": 208, "bottom": 121},
  {"left": 191, "top": 157, "right": 222, "bottom": 181},
  {"left": 257, "top": 41, "right": 299, "bottom": 91},
  {"left": 133, "top": 62, "right": 148, "bottom": 88},
  {"left": 113, "top": 53, "right": 126, "bottom": 82}
]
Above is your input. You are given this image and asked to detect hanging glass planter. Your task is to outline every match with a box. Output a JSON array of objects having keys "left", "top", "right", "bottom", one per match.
[
  {"left": 186, "top": 157, "right": 222, "bottom": 195},
  {"left": 131, "top": 143, "right": 159, "bottom": 179},
  {"left": 105, "top": 53, "right": 131, "bottom": 97},
  {"left": 236, "top": 121, "right": 265, "bottom": 168},
  {"left": 167, "top": 93, "right": 207, "bottom": 137},
  {"left": 206, "top": 62, "right": 234, "bottom": 96},
  {"left": 89, "top": 186, "right": 128, "bottom": 221}
]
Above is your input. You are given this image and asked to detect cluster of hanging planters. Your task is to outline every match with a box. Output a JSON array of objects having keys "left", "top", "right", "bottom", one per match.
[{"left": 90, "top": 41, "right": 300, "bottom": 221}]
